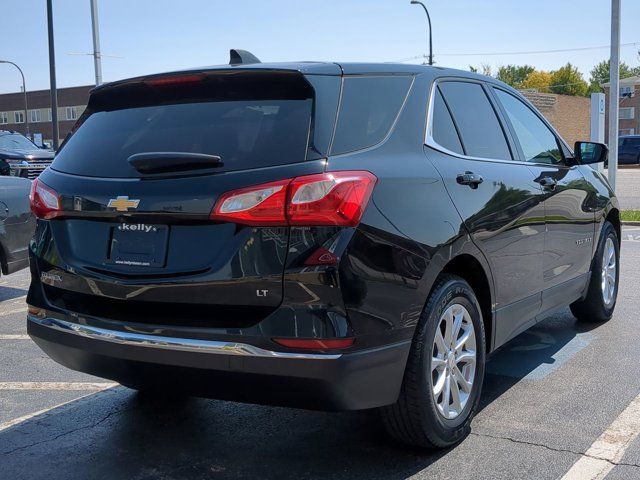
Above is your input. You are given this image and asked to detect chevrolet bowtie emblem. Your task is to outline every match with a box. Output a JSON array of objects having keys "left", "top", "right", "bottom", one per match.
[{"left": 107, "top": 196, "right": 140, "bottom": 212}]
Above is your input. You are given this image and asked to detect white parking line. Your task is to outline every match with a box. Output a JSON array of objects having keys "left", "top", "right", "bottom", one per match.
[
  {"left": 0, "top": 382, "right": 118, "bottom": 391},
  {"left": 560, "top": 393, "right": 640, "bottom": 480},
  {"left": 0, "top": 335, "right": 29, "bottom": 340},
  {"left": 0, "top": 393, "right": 96, "bottom": 432}
]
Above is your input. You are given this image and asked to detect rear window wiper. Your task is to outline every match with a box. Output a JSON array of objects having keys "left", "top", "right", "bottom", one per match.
[{"left": 127, "top": 152, "right": 224, "bottom": 174}]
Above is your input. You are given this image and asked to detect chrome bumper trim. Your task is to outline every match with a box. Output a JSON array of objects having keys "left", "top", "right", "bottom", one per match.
[{"left": 28, "top": 315, "right": 342, "bottom": 360}]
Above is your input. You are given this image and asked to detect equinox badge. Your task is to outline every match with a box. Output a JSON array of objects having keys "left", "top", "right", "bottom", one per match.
[{"left": 108, "top": 196, "right": 140, "bottom": 212}]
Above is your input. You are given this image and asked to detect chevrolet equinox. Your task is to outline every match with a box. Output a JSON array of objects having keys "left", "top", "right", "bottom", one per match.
[{"left": 27, "top": 52, "right": 619, "bottom": 448}]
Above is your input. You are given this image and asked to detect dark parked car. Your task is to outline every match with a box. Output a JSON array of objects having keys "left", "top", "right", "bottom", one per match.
[
  {"left": 618, "top": 135, "right": 640, "bottom": 165},
  {"left": 0, "top": 176, "right": 34, "bottom": 276},
  {"left": 26, "top": 55, "right": 619, "bottom": 448},
  {"left": 0, "top": 130, "right": 54, "bottom": 179}
]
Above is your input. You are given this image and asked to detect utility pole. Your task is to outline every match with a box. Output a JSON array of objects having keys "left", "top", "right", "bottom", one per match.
[
  {"left": 0, "top": 61, "right": 29, "bottom": 136},
  {"left": 608, "top": 0, "right": 621, "bottom": 192},
  {"left": 46, "top": 0, "right": 60, "bottom": 150},
  {"left": 410, "top": 1, "right": 433, "bottom": 66},
  {"left": 90, "top": 0, "right": 102, "bottom": 85}
]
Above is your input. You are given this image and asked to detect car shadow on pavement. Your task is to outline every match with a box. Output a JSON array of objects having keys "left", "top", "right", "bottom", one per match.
[
  {"left": 481, "top": 307, "right": 602, "bottom": 411},
  {"left": 0, "top": 308, "right": 602, "bottom": 480},
  {"left": 0, "top": 387, "right": 448, "bottom": 480}
]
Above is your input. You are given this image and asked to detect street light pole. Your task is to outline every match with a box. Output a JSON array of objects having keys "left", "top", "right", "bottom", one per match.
[
  {"left": 410, "top": 0, "right": 433, "bottom": 65},
  {"left": 47, "top": 0, "right": 60, "bottom": 150},
  {"left": 90, "top": 0, "right": 103, "bottom": 85},
  {"left": 0, "top": 60, "right": 29, "bottom": 136},
  {"left": 607, "top": 0, "right": 621, "bottom": 192}
]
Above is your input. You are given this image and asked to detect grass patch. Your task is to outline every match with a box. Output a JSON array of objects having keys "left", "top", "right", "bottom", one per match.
[{"left": 621, "top": 210, "right": 640, "bottom": 222}]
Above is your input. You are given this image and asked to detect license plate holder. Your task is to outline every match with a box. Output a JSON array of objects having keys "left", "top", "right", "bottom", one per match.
[{"left": 107, "top": 223, "right": 169, "bottom": 268}]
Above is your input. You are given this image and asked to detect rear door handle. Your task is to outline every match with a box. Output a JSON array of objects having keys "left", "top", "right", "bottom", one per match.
[
  {"left": 537, "top": 176, "right": 557, "bottom": 190},
  {"left": 456, "top": 171, "right": 483, "bottom": 189}
]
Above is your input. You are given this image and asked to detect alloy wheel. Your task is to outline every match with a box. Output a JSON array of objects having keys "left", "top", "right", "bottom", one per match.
[
  {"left": 430, "top": 303, "right": 477, "bottom": 420},
  {"left": 601, "top": 237, "right": 617, "bottom": 307}
]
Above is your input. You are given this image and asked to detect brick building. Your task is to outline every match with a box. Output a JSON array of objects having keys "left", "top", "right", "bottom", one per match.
[
  {"left": 0, "top": 85, "right": 92, "bottom": 146},
  {"left": 602, "top": 75, "right": 640, "bottom": 140},
  {"left": 520, "top": 91, "right": 590, "bottom": 146}
]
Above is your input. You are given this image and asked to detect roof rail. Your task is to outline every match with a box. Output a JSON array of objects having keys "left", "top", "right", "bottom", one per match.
[{"left": 229, "top": 49, "right": 261, "bottom": 65}]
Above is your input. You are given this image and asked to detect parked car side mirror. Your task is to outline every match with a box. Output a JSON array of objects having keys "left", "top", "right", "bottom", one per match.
[{"left": 574, "top": 141, "right": 608, "bottom": 165}]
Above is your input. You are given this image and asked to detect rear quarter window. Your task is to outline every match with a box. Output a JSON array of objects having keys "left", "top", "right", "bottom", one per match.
[{"left": 331, "top": 76, "right": 412, "bottom": 155}]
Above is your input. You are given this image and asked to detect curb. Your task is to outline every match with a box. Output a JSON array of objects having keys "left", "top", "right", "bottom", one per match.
[{"left": 622, "top": 221, "right": 640, "bottom": 226}]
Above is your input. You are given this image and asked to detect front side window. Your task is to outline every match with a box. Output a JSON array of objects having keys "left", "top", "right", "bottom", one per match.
[
  {"left": 331, "top": 76, "right": 412, "bottom": 155},
  {"left": 494, "top": 89, "right": 562, "bottom": 165},
  {"left": 438, "top": 81, "right": 511, "bottom": 160}
]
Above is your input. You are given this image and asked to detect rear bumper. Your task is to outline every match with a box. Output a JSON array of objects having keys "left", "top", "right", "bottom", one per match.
[{"left": 28, "top": 315, "right": 410, "bottom": 411}]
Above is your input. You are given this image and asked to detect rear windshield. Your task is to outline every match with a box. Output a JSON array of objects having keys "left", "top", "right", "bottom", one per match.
[{"left": 52, "top": 72, "right": 320, "bottom": 178}]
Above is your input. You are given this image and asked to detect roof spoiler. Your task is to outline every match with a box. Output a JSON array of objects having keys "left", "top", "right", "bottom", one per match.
[{"left": 229, "top": 49, "right": 261, "bottom": 65}]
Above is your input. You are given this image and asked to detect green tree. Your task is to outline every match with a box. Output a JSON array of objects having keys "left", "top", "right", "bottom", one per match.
[
  {"left": 520, "top": 70, "right": 553, "bottom": 92},
  {"left": 496, "top": 65, "right": 535, "bottom": 88},
  {"left": 588, "top": 60, "right": 640, "bottom": 93},
  {"left": 469, "top": 64, "right": 492, "bottom": 76},
  {"left": 549, "top": 63, "right": 589, "bottom": 96}
]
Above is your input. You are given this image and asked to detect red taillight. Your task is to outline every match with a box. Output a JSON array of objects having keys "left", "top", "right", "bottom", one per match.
[
  {"left": 144, "top": 74, "right": 206, "bottom": 87},
  {"left": 29, "top": 178, "right": 61, "bottom": 219},
  {"left": 272, "top": 338, "right": 355, "bottom": 350},
  {"left": 288, "top": 171, "right": 376, "bottom": 226},
  {"left": 210, "top": 171, "right": 377, "bottom": 227},
  {"left": 209, "top": 179, "right": 290, "bottom": 226}
]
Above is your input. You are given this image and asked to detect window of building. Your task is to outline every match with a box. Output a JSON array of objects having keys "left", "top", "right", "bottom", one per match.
[
  {"left": 30, "top": 109, "right": 42, "bottom": 123},
  {"left": 430, "top": 87, "right": 464, "bottom": 155},
  {"left": 66, "top": 106, "right": 78, "bottom": 121},
  {"left": 620, "top": 107, "right": 635, "bottom": 120},
  {"left": 0, "top": 112, "right": 7, "bottom": 125},
  {"left": 438, "top": 81, "right": 512, "bottom": 160},
  {"left": 45, "top": 108, "right": 52, "bottom": 122},
  {"left": 620, "top": 86, "right": 635, "bottom": 98},
  {"left": 620, "top": 128, "right": 636, "bottom": 136},
  {"left": 494, "top": 89, "right": 562, "bottom": 165},
  {"left": 14, "top": 111, "right": 24, "bottom": 124}
]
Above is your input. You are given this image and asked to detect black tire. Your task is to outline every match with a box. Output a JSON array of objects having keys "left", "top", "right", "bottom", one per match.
[
  {"left": 570, "top": 221, "right": 619, "bottom": 322},
  {"left": 381, "top": 274, "right": 486, "bottom": 449}
]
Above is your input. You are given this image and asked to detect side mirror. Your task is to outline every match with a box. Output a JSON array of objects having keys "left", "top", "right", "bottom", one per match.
[{"left": 574, "top": 141, "right": 608, "bottom": 165}]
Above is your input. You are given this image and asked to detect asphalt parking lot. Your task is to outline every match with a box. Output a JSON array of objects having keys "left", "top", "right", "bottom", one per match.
[{"left": 1, "top": 227, "right": 640, "bottom": 480}]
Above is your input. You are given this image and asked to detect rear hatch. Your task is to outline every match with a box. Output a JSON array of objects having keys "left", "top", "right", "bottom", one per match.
[{"left": 36, "top": 68, "right": 340, "bottom": 327}]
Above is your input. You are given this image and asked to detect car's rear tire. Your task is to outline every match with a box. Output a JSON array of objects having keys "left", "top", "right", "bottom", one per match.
[
  {"left": 570, "top": 221, "right": 619, "bottom": 323},
  {"left": 381, "top": 274, "right": 486, "bottom": 448}
]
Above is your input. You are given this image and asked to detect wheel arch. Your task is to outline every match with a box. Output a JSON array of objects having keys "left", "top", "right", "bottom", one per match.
[
  {"left": 605, "top": 207, "right": 621, "bottom": 245},
  {"left": 439, "top": 254, "right": 494, "bottom": 353}
]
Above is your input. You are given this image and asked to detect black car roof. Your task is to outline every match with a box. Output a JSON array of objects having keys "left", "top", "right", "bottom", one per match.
[{"left": 92, "top": 61, "right": 505, "bottom": 93}]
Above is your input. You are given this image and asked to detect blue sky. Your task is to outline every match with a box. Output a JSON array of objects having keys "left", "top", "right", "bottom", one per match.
[{"left": 2, "top": 0, "right": 639, "bottom": 93}]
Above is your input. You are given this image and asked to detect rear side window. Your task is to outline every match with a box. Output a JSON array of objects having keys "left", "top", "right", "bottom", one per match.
[
  {"left": 331, "top": 76, "right": 412, "bottom": 155},
  {"left": 439, "top": 81, "right": 511, "bottom": 160},
  {"left": 494, "top": 89, "right": 562, "bottom": 164},
  {"left": 431, "top": 87, "right": 464, "bottom": 155},
  {"left": 52, "top": 72, "right": 321, "bottom": 178}
]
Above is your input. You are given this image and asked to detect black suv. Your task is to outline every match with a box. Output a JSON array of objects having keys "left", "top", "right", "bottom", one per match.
[
  {"left": 27, "top": 56, "right": 619, "bottom": 448},
  {"left": 0, "top": 130, "right": 54, "bottom": 179}
]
